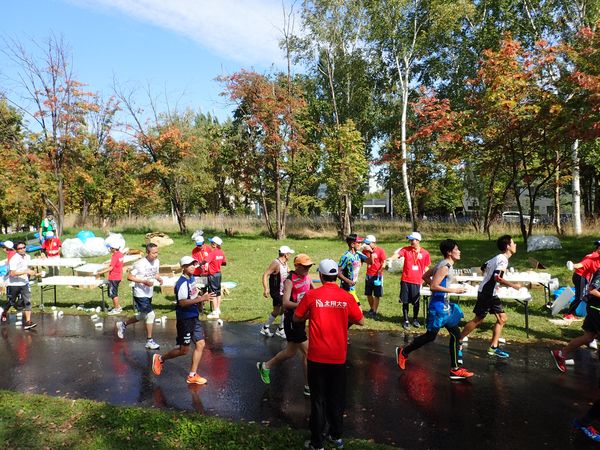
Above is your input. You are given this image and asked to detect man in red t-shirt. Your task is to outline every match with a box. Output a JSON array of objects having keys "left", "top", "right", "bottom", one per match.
[
  {"left": 41, "top": 231, "right": 62, "bottom": 276},
  {"left": 294, "top": 259, "right": 363, "bottom": 450},
  {"left": 191, "top": 236, "right": 211, "bottom": 311},
  {"left": 362, "top": 234, "right": 386, "bottom": 318},
  {"left": 564, "top": 241, "right": 600, "bottom": 319},
  {"left": 97, "top": 240, "right": 125, "bottom": 314},
  {"left": 395, "top": 232, "right": 430, "bottom": 330},
  {"left": 204, "top": 236, "right": 227, "bottom": 319}
]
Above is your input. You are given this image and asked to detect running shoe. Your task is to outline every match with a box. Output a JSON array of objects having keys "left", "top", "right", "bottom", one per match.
[
  {"left": 324, "top": 435, "right": 344, "bottom": 448},
  {"left": 186, "top": 373, "right": 207, "bottom": 385},
  {"left": 402, "top": 321, "right": 410, "bottom": 330},
  {"left": 303, "top": 440, "right": 324, "bottom": 450},
  {"left": 108, "top": 307, "right": 122, "bottom": 315},
  {"left": 551, "top": 349, "right": 567, "bottom": 373},
  {"left": 152, "top": 354, "right": 163, "bottom": 376},
  {"left": 257, "top": 362, "right": 270, "bottom": 384},
  {"left": 1, "top": 310, "right": 7, "bottom": 322},
  {"left": 303, "top": 385, "right": 311, "bottom": 397},
  {"left": 260, "top": 326, "right": 274, "bottom": 337},
  {"left": 563, "top": 313, "right": 576, "bottom": 321},
  {"left": 145, "top": 338, "right": 160, "bottom": 350},
  {"left": 449, "top": 367, "right": 474, "bottom": 380},
  {"left": 23, "top": 321, "right": 37, "bottom": 330},
  {"left": 116, "top": 321, "right": 126, "bottom": 339},
  {"left": 395, "top": 346, "right": 407, "bottom": 370},
  {"left": 487, "top": 347, "right": 509, "bottom": 358},
  {"left": 207, "top": 310, "right": 220, "bottom": 319},
  {"left": 590, "top": 339, "right": 598, "bottom": 350},
  {"left": 573, "top": 419, "right": 600, "bottom": 442},
  {"left": 412, "top": 319, "right": 421, "bottom": 328},
  {"left": 275, "top": 327, "right": 286, "bottom": 339}
]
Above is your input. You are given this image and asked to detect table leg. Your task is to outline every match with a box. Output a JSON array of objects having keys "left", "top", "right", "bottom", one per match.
[
  {"left": 40, "top": 284, "right": 44, "bottom": 308},
  {"left": 53, "top": 285, "right": 57, "bottom": 307},
  {"left": 525, "top": 300, "right": 529, "bottom": 338},
  {"left": 100, "top": 284, "right": 106, "bottom": 312}
]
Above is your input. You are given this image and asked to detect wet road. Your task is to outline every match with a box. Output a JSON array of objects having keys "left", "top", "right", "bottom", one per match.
[{"left": 0, "top": 313, "right": 599, "bottom": 449}]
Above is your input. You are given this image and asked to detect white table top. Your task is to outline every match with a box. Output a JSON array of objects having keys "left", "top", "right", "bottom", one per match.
[
  {"left": 39, "top": 276, "right": 107, "bottom": 287},
  {"left": 421, "top": 284, "right": 532, "bottom": 301},
  {"left": 28, "top": 258, "right": 85, "bottom": 268},
  {"left": 74, "top": 263, "right": 106, "bottom": 274},
  {"left": 454, "top": 271, "right": 552, "bottom": 284}
]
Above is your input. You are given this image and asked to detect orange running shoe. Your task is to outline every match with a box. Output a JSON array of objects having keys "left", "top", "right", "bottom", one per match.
[
  {"left": 449, "top": 367, "right": 474, "bottom": 380},
  {"left": 186, "top": 373, "right": 207, "bottom": 385},
  {"left": 395, "top": 346, "right": 407, "bottom": 370},
  {"left": 152, "top": 354, "right": 163, "bottom": 376}
]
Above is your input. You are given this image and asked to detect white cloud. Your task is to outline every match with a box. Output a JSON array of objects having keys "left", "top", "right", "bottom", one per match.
[{"left": 69, "top": 0, "right": 295, "bottom": 66}]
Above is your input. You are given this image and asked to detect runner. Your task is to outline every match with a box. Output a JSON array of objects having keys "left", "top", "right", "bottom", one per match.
[
  {"left": 257, "top": 253, "right": 314, "bottom": 396},
  {"left": 3, "top": 241, "right": 38, "bottom": 329},
  {"left": 563, "top": 241, "right": 600, "bottom": 320},
  {"left": 1, "top": 241, "right": 16, "bottom": 322},
  {"left": 395, "top": 239, "right": 474, "bottom": 380},
  {"left": 40, "top": 231, "right": 62, "bottom": 276},
  {"left": 260, "top": 245, "right": 294, "bottom": 338},
  {"left": 460, "top": 235, "right": 522, "bottom": 358},
  {"left": 362, "top": 234, "right": 386, "bottom": 318},
  {"left": 396, "top": 232, "right": 430, "bottom": 330},
  {"left": 205, "top": 236, "right": 227, "bottom": 319},
  {"left": 294, "top": 259, "right": 364, "bottom": 450},
  {"left": 152, "top": 256, "right": 215, "bottom": 384},
  {"left": 116, "top": 243, "right": 163, "bottom": 350},
  {"left": 96, "top": 239, "right": 125, "bottom": 315},
  {"left": 338, "top": 233, "right": 368, "bottom": 305}
]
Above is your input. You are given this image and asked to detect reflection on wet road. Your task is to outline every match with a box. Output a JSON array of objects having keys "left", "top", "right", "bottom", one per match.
[{"left": 0, "top": 313, "right": 599, "bottom": 448}]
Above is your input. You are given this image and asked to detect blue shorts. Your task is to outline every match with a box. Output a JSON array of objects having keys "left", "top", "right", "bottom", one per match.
[
  {"left": 176, "top": 317, "right": 204, "bottom": 346},
  {"left": 426, "top": 303, "right": 464, "bottom": 332},
  {"left": 133, "top": 296, "right": 153, "bottom": 314}
]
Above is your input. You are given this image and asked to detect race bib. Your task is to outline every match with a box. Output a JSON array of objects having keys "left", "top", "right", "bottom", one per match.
[{"left": 412, "top": 265, "right": 419, "bottom": 271}]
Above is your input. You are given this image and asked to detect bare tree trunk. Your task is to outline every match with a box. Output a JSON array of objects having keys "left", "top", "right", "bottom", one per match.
[
  {"left": 572, "top": 139, "right": 582, "bottom": 235},
  {"left": 400, "top": 85, "right": 415, "bottom": 230},
  {"left": 554, "top": 150, "right": 562, "bottom": 235}
]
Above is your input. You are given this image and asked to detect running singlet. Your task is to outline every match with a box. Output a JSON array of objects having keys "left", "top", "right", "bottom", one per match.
[
  {"left": 478, "top": 254, "right": 508, "bottom": 297},
  {"left": 429, "top": 260, "right": 453, "bottom": 312},
  {"left": 175, "top": 274, "right": 200, "bottom": 319},
  {"left": 268, "top": 259, "right": 288, "bottom": 297},
  {"left": 339, "top": 250, "right": 367, "bottom": 291},
  {"left": 284, "top": 271, "right": 311, "bottom": 317}
]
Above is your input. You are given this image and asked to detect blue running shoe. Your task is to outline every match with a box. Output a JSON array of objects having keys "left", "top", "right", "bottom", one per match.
[
  {"left": 573, "top": 419, "right": 600, "bottom": 442},
  {"left": 487, "top": 347, "right": 509, "bottom": 358}
]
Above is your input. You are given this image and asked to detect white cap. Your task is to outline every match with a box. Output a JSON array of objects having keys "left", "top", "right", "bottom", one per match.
[
  {"left": 180, "top": 256, "right": 198, "bottom": 267},
  {"left": 46, "top": 231, "right": 55, "bottom": 238},
  {"left": 3, "top": 240, "right": 14, "bottom": 249},
  {"left": 195, "top": 236, "right": 204, "bottom": 245},
  {"left": 365, "top": 234, "right": 376, "bottom": 244},
  {"left": 209, "top": 236, "right": 223, "bottom": 246},
  {"left": 317, "top": 259, "right": 339, "bottom": 276},
  {"left": 407, "top": 232, "right": 422, "bottom": 241},
  {"left": 279, "top": 245, "right": 295, "bottom": 255}
]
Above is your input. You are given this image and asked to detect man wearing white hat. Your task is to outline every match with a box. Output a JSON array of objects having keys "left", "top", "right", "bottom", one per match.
[
  {"left": 362, "top": 235, "right": 386, "bottom": 318},
  {"left": 204, "top": 236, "right": 227, "bottom": 319},
  {"left": 260, "top": 245, "right": 295, "bottom": 338},
  {"left": 396, "top": 232, "right": 430, "bottom": 330},
  {"left": 191, "top": 236, "right": 211, "bottom": 312}
]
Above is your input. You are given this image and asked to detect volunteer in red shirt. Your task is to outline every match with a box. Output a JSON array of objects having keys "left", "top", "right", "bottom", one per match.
[
  {"left": 41, "top": 231, "right": 62, "bottom": 276},
  {"left": 564, "top": 241, "right": 600, "bottom": 319},
  {"left": 294, "top": 258, "right": 363, "bottom": 450},
  {"left": 0, "top": 241, "right": 16, "bottom": 323},
  {"left": 97, "top": 240, "right": 125, "bottom": 314},
  {"left": 396, "top": 232, "right": 430, "bottom": 330},
  {"left": 191, "top": 236, "right": 211, "bottom": 311},
  {"left": 362, "top": 234, "right": 386, "bottom": 318},
  {"left": 204, "top": 236, "right": 227, "bottom": 319}
]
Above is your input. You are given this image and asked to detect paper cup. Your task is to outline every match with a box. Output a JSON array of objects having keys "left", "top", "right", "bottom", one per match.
[
  {"left": 498, "top": 337, "right": 506, "bottom": 344},
  {"left": 57, "top": 311, "right": 64, "bottom": 317},
  {"left": 15, "top": 321, "right": 22, "bottom": 327},
  {"left": 217, "top": 319, "right": 223, "bottom": 326},
  {"left": 94, "top": 322, "right": 103, "bottom": 328},
  {"left": 154, "top": 318, "right": 162, "bottom": 324},
  {"left": 96, "top": 306, "right": 101, "bottom": 313},
  {"left": 90, "top": 314, "right": 99, "bottom": 321},
  {"left": 51, "top": 306, "right": 57, "bottom": 311}
]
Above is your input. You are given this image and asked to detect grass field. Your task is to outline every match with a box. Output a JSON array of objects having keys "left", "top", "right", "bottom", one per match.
[
  {"left": 0, "top": 390, "right": 395, "bottom": 450},
  {"left": 3, "top": 226, "right": 594, "bottom": 344}
]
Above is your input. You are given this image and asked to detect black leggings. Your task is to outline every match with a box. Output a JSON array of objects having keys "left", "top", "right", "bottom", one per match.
[
  {"left": 403, "top": 325, "right": 461, "bottom": 368},
  {"left": 567, "top": 273, "right": 588, "bottom": 315},
  {"left": 402, "top": 302, "right": 420, "bottom": 322}
]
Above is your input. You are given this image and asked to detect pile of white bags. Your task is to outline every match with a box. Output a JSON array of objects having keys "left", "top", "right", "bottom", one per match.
[{"left": 527, "top": 236, "right": 562, "bottom": 252}]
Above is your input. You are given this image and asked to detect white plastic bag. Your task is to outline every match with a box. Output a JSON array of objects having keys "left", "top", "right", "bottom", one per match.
[
  {"left": 61, "top": 238, "right": 85, "bottom": 258},
  {"left": 81, "top": 237, "right": 109, "bottom": 257},
  {"left": 527, "top": 236, "right": 562, "bottom": 252},
  {"left": 191, "top": 230, "right": 204, "bottom": 241},
  {"left": 105, "top": 232, "right": 126, "bottom": 251},
  {"left": 387, "top": 256, "right": 405, "bottom": 273}
]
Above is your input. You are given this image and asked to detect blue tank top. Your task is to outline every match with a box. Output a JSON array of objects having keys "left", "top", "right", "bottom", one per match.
[{"left": 429, "top": 260, "right": 453, "bottom": 311}]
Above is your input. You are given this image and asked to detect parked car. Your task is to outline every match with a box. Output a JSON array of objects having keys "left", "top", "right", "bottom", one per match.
[{"left": 502, "top": 211, "right": 539, "bottom": 224}]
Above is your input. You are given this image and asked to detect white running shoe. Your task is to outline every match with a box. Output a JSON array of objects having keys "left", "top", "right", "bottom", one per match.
[
  {"left": 275, "top": 327, "right": 286, "bottom": 339},
  {"left": 116, "top": 321, "right": 126, "bottom": 339},
  {"left": 260, "top": 326, "right": 274, "bottom": 337},
  {"left": 590, "top": 339, "right": 598, "bottom": 350},
  {"left": 145, "top": 338, "right": 160, "bottom": 350},
  {"left": 108, "top": 307, "right": 122, "bottom": 315},
  {"left": 207, "top": 311, "right": 220, "bottom": 319}
]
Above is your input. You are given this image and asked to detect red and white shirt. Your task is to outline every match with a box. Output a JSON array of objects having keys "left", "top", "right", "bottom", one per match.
[
  {"left": 42, "top": 237, "right": 62, "bottom": 257},
  {"left": 365, "top": 246, "right": 387, "bottom": 277},
  {"left": 108, "top": 250, "right": 125, "bottom": 281},
  {"left": 192, "top": 245, "right": 211, "bottom": 276},
  {"left": 575, "top": 252, "right": 600, "bottom": 280},
  {"left": 206, "top": 248, "right": 226, "bottom": 275},
  {"left": 397, "top": 246, "right": 430, "bottom": 285}
]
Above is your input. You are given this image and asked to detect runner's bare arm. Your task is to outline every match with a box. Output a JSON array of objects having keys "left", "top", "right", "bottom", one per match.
[
  {"left": 261, "top": 260, "right": 279, "bottom": 298},
  {"left": 282, "top": 279, "right": 297, "bottom": 309},
  {"left": 431, "top": 265, "right": 466, "bottom": 294}
]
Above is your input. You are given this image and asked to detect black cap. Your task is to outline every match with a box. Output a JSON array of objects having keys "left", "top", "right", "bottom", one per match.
[{"left": 594, "top": 240, "right": 600, "bottom": 247}]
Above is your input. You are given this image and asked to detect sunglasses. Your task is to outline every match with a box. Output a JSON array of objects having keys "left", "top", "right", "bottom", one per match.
[{"left": 16, "top": 247, "right": 26, "bottom": 250}]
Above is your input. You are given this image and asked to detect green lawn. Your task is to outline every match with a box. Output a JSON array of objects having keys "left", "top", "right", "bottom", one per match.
[
  {"left": 11, "top": 228, "right": 592, "bottom": 344},
  {"left": 0, "top": 390, "right": 395, "bottom": 450}
]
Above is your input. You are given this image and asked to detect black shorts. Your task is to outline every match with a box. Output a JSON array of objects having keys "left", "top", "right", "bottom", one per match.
[
  {"left": 133, "top": 296, "right": 153, "bottom": 314},
  {"left": 365, "top": 275, "right": 383, "bottom": 297},
  {"left": 400, "top": 281, "right": 420, "bottom": 304},
  {"left": 473, "top": 292, "right": 505, "bottom": 317},
  {"left": 7, "top": 285, "right": 31, "bottom": 311},
  {"left": 271, "top": 293, "right": 283, "bottom": 307},
  {"left": 108, "top": 280, "right": 120, "bottom": 299},
  {"left": 208, "top": 273, "right": 222, "bottom": 296},
  {"left": 176, "top": 317, "right": 204, "bottom": 346},
  {"left": 283, "top": 313, "right": 307, "bottom": 343}
]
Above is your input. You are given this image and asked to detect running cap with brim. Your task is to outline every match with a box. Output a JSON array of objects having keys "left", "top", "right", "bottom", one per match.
[
  {"left": 407, "top": 232, "right": 422, "bottom": 241},
  {"left": 294, "top": 253, "right": 314, "bottom": 266},
  {"left": 317, "top": 259, "right": 339, "bottom": 276},
  {"left": 365, "top": 234, "right": 376, "bottom": 243},
  {"left": 279, "top": 245, "right": 295, "bottom": 254},
  {"left": 180, "top": 256, "right": 198, "bottom": 267},
  {"left": 2, "top": 240, "right": 14, "bottom": 249},
  {"left": 46, "top": 231, "right": 55, "bottom": 238},
  {"left": 209, "top": 236, "right": 223, "bottom": 246},
  {"left": 105, "top": 240, "right": 120, "bottom": 249},
  {"left": 595, "top": 240, "right": 600, "bottom": 247},
  {"left": 195, "top": 236, "right": 204, "bottom": 245}
]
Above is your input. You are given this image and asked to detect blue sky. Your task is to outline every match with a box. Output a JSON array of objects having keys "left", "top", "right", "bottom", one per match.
[{"left": 1, "top": 0, "right": 295, "bottom": 124}]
